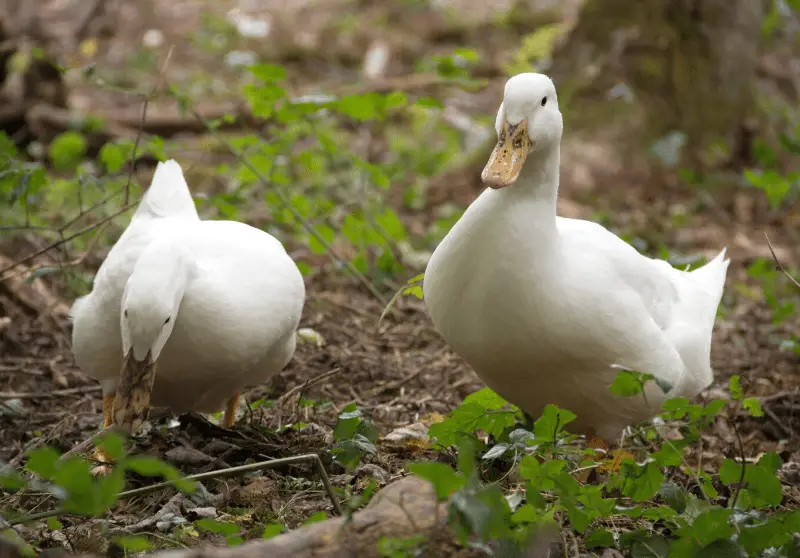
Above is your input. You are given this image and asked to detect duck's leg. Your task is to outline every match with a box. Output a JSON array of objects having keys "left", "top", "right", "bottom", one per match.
[
  {"left": 597, "top": 447, "right": 635, "bottom": 473},
  {"left": 89, "top": 394, "right": 116, "bottom": 476},
  {"left": 574, "top": 436, "right": 608, "bottom": 483},
  {"left": 222, "top": 393, "right": 240, "bottom": 428}
]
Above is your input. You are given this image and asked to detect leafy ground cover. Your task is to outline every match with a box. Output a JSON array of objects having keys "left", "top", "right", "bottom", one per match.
[{"left": 1, "top": 0, "right": 799, "bottom": 556}]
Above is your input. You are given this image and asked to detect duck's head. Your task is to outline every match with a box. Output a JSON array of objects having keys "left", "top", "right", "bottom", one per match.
[
  {"left": 482, "top": 73, "right": 562, "bottom": 189},
  {"left": 115, "top": 240, "right": 191, "bottom": 431}
]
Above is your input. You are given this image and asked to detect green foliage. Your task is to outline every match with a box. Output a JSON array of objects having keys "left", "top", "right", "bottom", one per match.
[
  {"left": 2, "top": 42, "right": 797, "bottom": 557},
  {"left": 48, "top": 131, "right": 88, "bottom": 171},
  {"left": 195, "top": 518, "right": 243, "bottom": 546},
  {"left": 331, "top": 404, "right": 379, "bottom": 471},
  {"left": 4, "top": 432, "right": 196, "bottom": 523},
  {"left": 261, "top": 523, "right": 286, "bottom": 539},
  {"left": 410, "top": 375, "right": 793, "bottom": 557},
  {"left": 377, "top": 534, "right": 426, "bottom": 558},
  {"left": 112, "top": 535, "right": 154, "bottom": 552}
]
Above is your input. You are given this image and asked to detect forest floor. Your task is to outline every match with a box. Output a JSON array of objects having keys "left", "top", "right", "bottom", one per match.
[{"left": 1, "top": 0, "right": 799, "bottom": 555}]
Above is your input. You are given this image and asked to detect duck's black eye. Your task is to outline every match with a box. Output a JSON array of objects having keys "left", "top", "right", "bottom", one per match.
[
  {"left": 164, "top": 316, "right": 171, "bottom": 325},
  {"left": 541, "top": 97, "right": 548, "bottom": 106},
  {"left": 124, "top": 309, "right": 128, "bottom": 318}
]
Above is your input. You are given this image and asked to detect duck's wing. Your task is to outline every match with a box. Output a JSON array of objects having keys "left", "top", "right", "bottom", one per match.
[{"left": 559, "top": 218, "right": 728, "bottom": 397}]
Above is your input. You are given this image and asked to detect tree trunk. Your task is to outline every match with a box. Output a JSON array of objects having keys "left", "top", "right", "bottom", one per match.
[{"left": 549, "top": 0, "right": 765, "bottom": 167}]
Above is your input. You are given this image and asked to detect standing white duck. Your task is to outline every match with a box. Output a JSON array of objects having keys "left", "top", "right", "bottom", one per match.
[
  {"left": 423, "top": 73, "right": 729, "bottom": 474},
  {"left": 70, "top": 160, "right": 305, "bottom": 463}
]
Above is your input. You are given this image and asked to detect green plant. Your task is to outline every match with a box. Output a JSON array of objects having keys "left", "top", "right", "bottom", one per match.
[
  {"left": 331, "top": 404, "right": 379, "bottom": 471},
  {"left": 410, "top": 370, "right": 797, "bottom": 557}
]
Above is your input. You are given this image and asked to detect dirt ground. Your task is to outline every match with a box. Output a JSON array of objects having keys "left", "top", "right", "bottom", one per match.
[{"left": 1, "top": 0, "right": 800, "bottom": 554}]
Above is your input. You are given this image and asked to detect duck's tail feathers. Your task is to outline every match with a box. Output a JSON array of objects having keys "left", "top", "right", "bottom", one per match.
[
  {"left": 667, "top": 248, "right": 729, "bottom": 398},
  {"left": 132, "top": 160, "right": 199, "bottom": 222},
  {"left": 689, "top": 248, "right": 729, "bottom": 293}
]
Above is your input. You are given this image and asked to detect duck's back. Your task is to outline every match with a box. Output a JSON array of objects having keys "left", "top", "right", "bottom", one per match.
[{"left": 145, "top": 219, "right": 305, "bottom": 412}]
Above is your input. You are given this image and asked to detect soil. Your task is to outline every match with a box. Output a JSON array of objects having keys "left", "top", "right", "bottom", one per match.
[{"left": 1, "top": 0, "right": 799, "bottom": 555}]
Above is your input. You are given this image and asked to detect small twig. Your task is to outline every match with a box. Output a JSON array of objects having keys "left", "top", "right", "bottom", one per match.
[
  {"left": 0, "top": 201, "right": 138, "bottom": 279},
  {"left": 765, "top": 232, "right": 800, "bottom": 289},
  {"left": 124, "top": 45, "right": 174, "bottom": 205},
  {"left": 0, "top": 386, "right": 101, "bottom": 399},
  {"left": 760, "top": 404, "right": 793, "bottom": 440},
  {"left": 59, "top": 425, "right": 115, "bottom": 461},
  {"left": 277, "top": 368, "right": 342, "bottom": 408},
  {"left": 759, "top": 390, "right": 799, "bottom": 404},
  {"left": 8, "top": 453, "right": 342, "bottom": 525},
  {"left": 367, "top": 368, "right": 423, "bottom": 397},
  {"left": 728, "top": 416, "right": 747, "bottom": 510}
]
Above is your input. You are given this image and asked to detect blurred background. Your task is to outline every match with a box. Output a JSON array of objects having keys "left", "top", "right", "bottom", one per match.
[{"left": 0, "top": 0, "right": 798, "bottom": 552}]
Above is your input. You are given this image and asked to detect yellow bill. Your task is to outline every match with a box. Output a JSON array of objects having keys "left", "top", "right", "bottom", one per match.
[
  {"left": 113, "top": 351, "right": 157, "bottom": 433},
  {"left": 481, "top": 118, "right": 531, "bottom": 188}
]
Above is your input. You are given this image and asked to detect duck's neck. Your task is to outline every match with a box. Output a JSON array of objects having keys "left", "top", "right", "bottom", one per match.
[{"left": 497, "top": 144, "right": 560, "bottom": 223}]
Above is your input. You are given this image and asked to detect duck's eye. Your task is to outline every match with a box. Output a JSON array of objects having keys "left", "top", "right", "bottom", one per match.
[
  {"left": 541, "top": 97, "right": 547, "bottom": 107},
  {"left": 124, "top": 309, "right": 128, "bottom": 318},
  {"left": 164, "top": 316, "right": 171, "bottom": 325}
]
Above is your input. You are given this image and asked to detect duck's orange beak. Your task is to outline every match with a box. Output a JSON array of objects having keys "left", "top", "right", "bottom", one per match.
[{"left": 481, "top": 118, "right": 531, "bottom": 189}]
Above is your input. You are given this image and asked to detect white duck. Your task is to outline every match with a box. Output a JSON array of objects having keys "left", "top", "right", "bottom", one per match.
[
  {"left": 70, "top": 160, "right": 305, "bottom": 462},
  {"left": 423, "top": 73, "right": 729, "bottom": 472}
]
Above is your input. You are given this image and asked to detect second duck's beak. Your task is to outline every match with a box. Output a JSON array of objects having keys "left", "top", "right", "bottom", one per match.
[
  {"left": 113, "top": 350, "right": 156, "bottom": 434},
  {"left": 481, "top": 118, "right": 531, "bottom": 189}
]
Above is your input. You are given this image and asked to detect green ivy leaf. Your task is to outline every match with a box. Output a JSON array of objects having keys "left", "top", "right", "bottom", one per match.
[
  {"left": 481, "top": 443, "right": 510, "bottom": 461},
  {"left": 303, "top": 511, "right": 327, "bottom": 524},
  {"left": 195, "top": 518, "right": 240, "bottom": 536},
  {"left": 658, "top": 481, "right": 688, "bottom": 513},
  {"left": 261, "top": 523, "right": 285, "bottom": 539},
  {"left": 462, "top": 388, "right": 508, "bottom": 410},
  {"left": 98, "top": 143, "right": 125, "bottom": 173},
  {"left": 609, "top": 369, "right": 655, "bottom": 397},
  {"left": 248, "top": 63, "right": 287, "bottom": 83},
  {"left": 729, "top": 376, "right": 743, "bottom": 400},
  {"left": 450, "top": 484, "right": 510, "bottom": 540},
  {"left": 585, "top": 528, "right": 615, "bottom": 549},
  {"left": 623, "top": 462, "right": 664, "bottom": 502},
  {"left": 334, "top": 94, "right": 381, "bottom": 121},
  {"left": 308, "top": 224, "right": 335, "bottom": 255},
  {"left": 686, "top": 508, "right": 734, "bottom": 546},
  {"left": 407, "top": 462, "right": 466, "bottom": 501},
  {"left": 742, "top": 397, "right": 763, "bottom": 417},
  {"left": 25, "top": 447, "right": 60, "bottom": 478},
  {"left": 719, "top": 458, "right": 743, "bottom": 485},
  {"left": 533, "top": 404, "right": 576, "bottom": 442},
  {"left": 112, "top": 536, "right": 153, "bottom": 552},
  {"left": 49, "top": 131, "right": 87, "bottom": 171}
]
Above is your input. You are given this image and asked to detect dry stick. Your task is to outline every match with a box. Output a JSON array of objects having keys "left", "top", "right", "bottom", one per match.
[
  {"left": 0, "top": 201, "right": 138, "bottom": 279},
  {"left": 276, "top": 368, "right": 342, "bottom": 408},
  {"left": 58, "top": 426, "right": 116, "bottom": 461},
  {"left": 0, "top": 386, "right": 101, "bottom": 399},
  {"left": 188, "top": 107, "right": 387, "bottom": 305},
  {"left": 123, "top": 45, "right": 175, "bottom": 205},
  {"left": 765, "top": 232, "right": 800, "bottom": 290},
  {"left": 0, "top": 47, "right": 175, "bottom": 280},
  {"left": 8, "top": 453, "right": 342, "bottom": 526},
  {"left": 4, "top": 220, "right": 113, "bottom": 283}
]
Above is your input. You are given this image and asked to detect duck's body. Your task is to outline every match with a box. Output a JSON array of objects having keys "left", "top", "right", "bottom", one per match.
[
  {"left": 70, "top": 160, "right": 305, "bottom": 433},
  {"left": 423, "top": 73, "right": 728, "bottom": 446}
]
